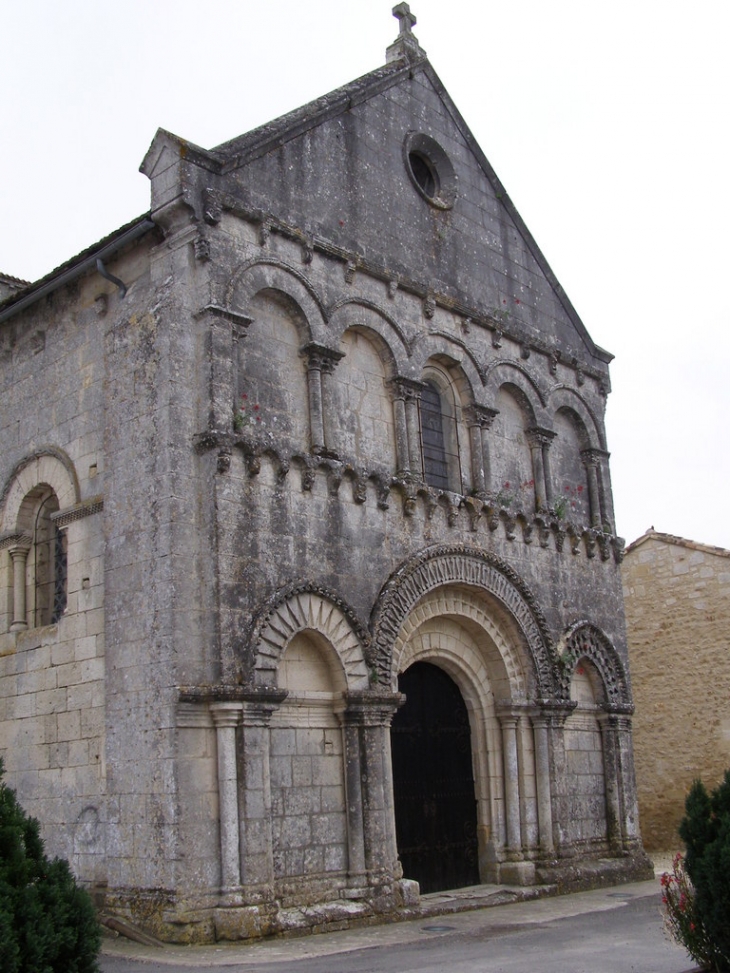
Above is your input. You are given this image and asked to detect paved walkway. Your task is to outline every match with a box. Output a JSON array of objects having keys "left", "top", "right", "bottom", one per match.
[{"left": 100, "top": 856, "right": 696, "bottom": 972}]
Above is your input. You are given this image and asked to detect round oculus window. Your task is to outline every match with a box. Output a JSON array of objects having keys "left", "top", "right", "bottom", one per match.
[{"left": 404, "top": 133, "right": 456, "bottom": 209}]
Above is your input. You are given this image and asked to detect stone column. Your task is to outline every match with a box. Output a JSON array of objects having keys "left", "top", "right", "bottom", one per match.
[
  {"left": 339, "top": 713, "right": 367, "bottom": 886},
  {"left": 400, "top": 380, "right": 425, "bottom": 479},
  {"left": 239, "top": 689, "right": 287, "bottom": 897},
  {"left": 210, "top": 702, "right": 243, "bottom": 895},
  {"left": 613, "top": 713, "right": 642, "bottom": 852},
  {"left": 387, "top": 380, "right": 412, "bottom": 478},
  {"left": 196, "top": 304, "right": 251, "bottom": 431},
  {"left": 597, "top": 712, "right": 623, "bottom": 852},
  {"left": 530, "top": 713, "right": 555, "bottom": 858},
  {"left": 526, "top": 428, "right": 555, "bottom": 512},
  {"left": 581, "top": 449, "right": 603, "bottom": 528},
  {"left": 302, "top": 343, "right": 344, "bottom": 456},
  {"left": 516, "top": 714, "right": 539, "bottom": 855},
  {"left": 497, "top": 708, "right": 523, "bottom": 860},
  {"left": 8, "top": 537, "right": 31, "bottom": 632},
  {"left": 542, "top": 703, "right": 576, "bottom": 857},
  {"left": 464, "top": 405, "right": 498, "bottom": 495}
]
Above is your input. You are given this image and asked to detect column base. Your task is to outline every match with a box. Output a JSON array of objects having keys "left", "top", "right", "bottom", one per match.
[{"left": 499, "top": 860, "right": 535, "bottom": 886}]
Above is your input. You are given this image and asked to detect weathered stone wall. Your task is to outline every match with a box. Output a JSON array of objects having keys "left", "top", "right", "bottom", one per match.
[
  {"left": 0, "top": 262, "right": 115, "bottom": 882},
  {"left": 623, "top": 531, "right": 730, "bottom": 850}
]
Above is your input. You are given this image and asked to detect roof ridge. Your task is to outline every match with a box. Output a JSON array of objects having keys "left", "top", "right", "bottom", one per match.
[
  {"left": 625, "top": 529, "right": 730, "bottom": 557},
  {"left": 213, "top": 60, "right": 411, "bottom": 164}
]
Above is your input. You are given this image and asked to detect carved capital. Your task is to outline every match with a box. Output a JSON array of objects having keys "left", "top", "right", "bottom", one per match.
[
  {"left": 526, "top": 427, "right": 556, "bottom": 450},
  {"left": 341, "top": 691, "right": 404, "bottom": 726},
  {"left": 301, "top": 342, "right": 344, "bottom": 374},
  {"left": 580, "top": 448, "right": 603, "bottom": 468},
  {"left": 387, "top": 376, "right": 425, "bottom": 403},
  {"left": 464, "top": 404, "right": 499, "bottom": 429}
]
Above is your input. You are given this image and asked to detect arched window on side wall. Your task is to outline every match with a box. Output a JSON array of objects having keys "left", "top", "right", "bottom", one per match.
[
  {"left": 6, "top": 487, "right": 67, "bottom": 632},
  {"left": 420, "top": 377, "right": 462, "bottom": 492},
  {"left": 33, "top": 492, "right": 67, "bottom": 626}
]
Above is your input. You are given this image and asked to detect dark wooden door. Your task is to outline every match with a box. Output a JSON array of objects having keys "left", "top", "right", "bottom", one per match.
[{"left": 391, "top": 661, "right": 480, "bottom": 893}]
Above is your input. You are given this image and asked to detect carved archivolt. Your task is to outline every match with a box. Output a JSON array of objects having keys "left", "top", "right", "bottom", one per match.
[
  {"left": 392, "top": 586, "right": 529, "bottom": 700},
  {"left": 226, "top": 258, "right": 328, "bottom": 345},
  {"left": 557, "top": 621, "right": 632, "bottom": 711},
  {"left": 371, "top": 545, "right": 558, "bottom": 695},
  {"left": 0, "top": 448, "right": 80, "bottom": 532},
  {"left": 250, "top": 583, "right": 370, "bottom": 690}
]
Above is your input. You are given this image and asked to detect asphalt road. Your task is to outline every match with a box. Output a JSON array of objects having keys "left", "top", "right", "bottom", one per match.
[{"left": 100, "top": 880, "right": 697, "bottom": 973}]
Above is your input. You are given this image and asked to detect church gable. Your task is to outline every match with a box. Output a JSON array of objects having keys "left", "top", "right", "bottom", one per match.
[{"left": 145, "top": 31, "right": 607, "bottom": 371}]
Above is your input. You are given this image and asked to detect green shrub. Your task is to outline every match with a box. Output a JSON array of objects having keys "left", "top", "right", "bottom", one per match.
[
  {"left": 677, "top": 770, "right": 730, "bottom": 972},
  {"left": 0, "top": 759, "right": 100, "bottom": 973}
]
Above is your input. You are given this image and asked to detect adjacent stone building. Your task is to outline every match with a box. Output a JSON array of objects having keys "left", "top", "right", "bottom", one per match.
[
  {"left": 0, "top": 6, "right": 650, "bottom": 942},
  {"left": 623, "top": 529, "right": 730, "bottom": 851}
]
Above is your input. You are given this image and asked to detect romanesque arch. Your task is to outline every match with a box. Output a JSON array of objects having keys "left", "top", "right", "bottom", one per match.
[
  {"left": 370, "top": 545, "right": 558, "bottom": 697},
  {"left": 413, "top": 334, "right": 485, "bottom": 393},
  {"left": 547, "top": 386, "right": 606, "bottom": 451},
  {"left": 226, "top": 258, "right": 328, "bottom": 344},
  {"left": 557, "top": 621, "right": 633, "bottom": 711},
  {"left": 250, "top": 583, "right": 370, "bottom": 690},
  {"left": 0, "top": 448, "right": 79, "bottom": 530},
  {"left": 483, "top": 360, "right": 549, "bottom": 418},
  {"left": 328, "top": 299, "right": 410, "bottom": 373},
  {"left": 0, "top": 450, "right": 79, "bottom": 634}
]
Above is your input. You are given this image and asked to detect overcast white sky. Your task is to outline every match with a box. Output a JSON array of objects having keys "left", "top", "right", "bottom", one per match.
[{"left": 2, "top": 1, "right": 728, "bottom": 548}]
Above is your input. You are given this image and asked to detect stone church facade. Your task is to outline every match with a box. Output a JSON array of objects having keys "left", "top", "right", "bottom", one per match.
[{"left": 0, "top": 7, "right": 650, "bottom": 942}]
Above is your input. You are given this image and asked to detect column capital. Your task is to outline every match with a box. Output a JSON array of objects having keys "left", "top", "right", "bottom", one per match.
[
  {"left": 530, "top": 700, "right": 576, "bottom": 726},
  {"left": 580, "top": 447, "right": 609, "bottom": 467},
  {"left": 209, "top": 701, "right": 242, "bottom": 728},
  {"left": 4, "top": 533, "right": 32, "bottom": 555},
  {"left": 387, "top": 376, "right": 426, "bottom": 402},
  {"left": 339, "top": 690, "right": 405, "bottom": 726},
  {"left": 464, "top": 404, "right": 499, "bottom": 429},
  {"left": 525, "top": 427, "right": 556, "bottom": 449},
  {"left": 301, "top": 342, "right": 345, "bottom": 374}
]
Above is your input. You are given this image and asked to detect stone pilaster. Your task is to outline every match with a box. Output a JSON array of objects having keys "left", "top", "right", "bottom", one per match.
[
  {"left": 239, "top": 691, "right": 287, "bottom": 899},
  {"left": 342, "top": 691, "right": 403, "bottom": 886},
  {"left": 196, "top": 304, "right": 252, "bottom": 432}
]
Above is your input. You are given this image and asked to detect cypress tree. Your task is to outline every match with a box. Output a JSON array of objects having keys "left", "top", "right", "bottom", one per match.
[
  {"left": 0, "top": 759, "right": 100, "bottom": 973},
  {"left": 679, "top": 770, "right": 730, "bottom": 971}
]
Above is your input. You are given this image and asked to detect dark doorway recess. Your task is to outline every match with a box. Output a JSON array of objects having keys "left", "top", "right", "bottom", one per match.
[{"left": 391, "top": 661, "right": 480, "bottom": 893}]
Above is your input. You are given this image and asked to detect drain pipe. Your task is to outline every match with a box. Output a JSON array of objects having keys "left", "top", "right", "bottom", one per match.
[{"left": 0, "top": 217, "right": 156, "bottom": 325}]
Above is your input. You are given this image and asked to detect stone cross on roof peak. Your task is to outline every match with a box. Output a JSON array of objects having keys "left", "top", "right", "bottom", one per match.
[
  {"left": 393, "top": 2, "right": 417, "bottom": 34},
  {"left": 386, "top": 2, "right": 427, "bottom": 64}
]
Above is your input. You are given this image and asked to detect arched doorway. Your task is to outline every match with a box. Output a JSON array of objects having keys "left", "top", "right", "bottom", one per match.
[{"left": 391, "top": 661, "right": 479, "bottom": 892}]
